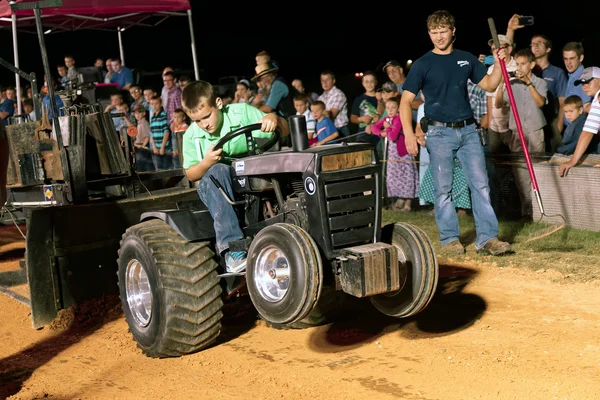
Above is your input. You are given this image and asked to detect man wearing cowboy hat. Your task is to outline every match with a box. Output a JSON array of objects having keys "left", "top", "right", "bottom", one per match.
[{"left": 252, "top": 61, "right": 296, "bottom": 119}]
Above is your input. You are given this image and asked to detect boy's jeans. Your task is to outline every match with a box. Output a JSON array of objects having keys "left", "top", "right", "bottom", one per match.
[
  {"left": 197, "top": 163, "right": 244, "bottom": 255},
  {"left": 425, "top": 123, "right": 498, "bottom": 250}
]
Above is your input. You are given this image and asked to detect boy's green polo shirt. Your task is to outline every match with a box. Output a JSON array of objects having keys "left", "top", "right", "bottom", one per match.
[{"left": 182, "top": 103, "right": 274, "bottom": 169}]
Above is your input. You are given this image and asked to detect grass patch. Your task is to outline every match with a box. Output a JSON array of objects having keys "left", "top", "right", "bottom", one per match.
[{"left": 382, "top": 209, "right": 600, "bottom": 283}]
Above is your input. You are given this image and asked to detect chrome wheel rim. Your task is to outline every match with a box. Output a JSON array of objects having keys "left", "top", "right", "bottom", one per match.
[
  {"left": 125, "top": 258, "right": 153, "bottom": 327},
  {"left": 253, "top": 245, "right": 290, "bottom": 302}
]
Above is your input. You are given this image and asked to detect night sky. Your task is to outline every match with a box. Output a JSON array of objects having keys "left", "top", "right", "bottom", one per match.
[{"left": 1, "top": 2, "right": 599, "bottom": 101}]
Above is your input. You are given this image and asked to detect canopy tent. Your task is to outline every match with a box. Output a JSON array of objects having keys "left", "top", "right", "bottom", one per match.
[{"left": 0, "top": 0, "right": 198, "bottom": 115}]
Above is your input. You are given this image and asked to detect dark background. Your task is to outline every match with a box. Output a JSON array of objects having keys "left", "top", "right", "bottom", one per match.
[{"left": 1, "top": 2, "right": 599, "bottom": 102}]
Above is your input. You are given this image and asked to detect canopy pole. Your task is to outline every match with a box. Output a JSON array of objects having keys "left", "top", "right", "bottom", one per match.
[
  {"left": 117, "top": 26, "right": 125, "bottom": 66},
  {"left": 10, "top": 1, "right": 22, "bottom": 117},
  {"left": 187, "top": 9, "right": 199, "bottom": 80}
]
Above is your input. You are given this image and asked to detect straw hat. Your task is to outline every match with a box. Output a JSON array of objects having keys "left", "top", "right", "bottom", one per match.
[{"left": 252, "top": 61, "right": 279, "bottom": 81}]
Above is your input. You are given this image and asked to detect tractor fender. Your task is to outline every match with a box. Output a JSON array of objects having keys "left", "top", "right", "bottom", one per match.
[{"left": 140, "top": 209, "right": 216, "bottom": 242}]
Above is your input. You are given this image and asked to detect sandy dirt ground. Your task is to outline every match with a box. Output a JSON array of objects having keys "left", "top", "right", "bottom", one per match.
[{"left": 1, "top": 225, "right": 599, "bottom": 400}]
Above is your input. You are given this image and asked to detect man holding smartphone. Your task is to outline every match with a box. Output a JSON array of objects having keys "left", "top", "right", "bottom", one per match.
[
  {"left": 400, "top": 10, "right": 512, "bottom": 256},
  {"left": 506, "top": 15, "right": 567, "bottom": 152}
]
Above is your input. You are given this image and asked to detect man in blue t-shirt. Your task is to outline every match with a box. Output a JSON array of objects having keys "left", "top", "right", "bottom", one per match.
[
  {"left": 399, "top": 10, "right": 512, "bottom": 256},
  {"left": 110, "top": 58, "right": 134, "bottom": 90}
]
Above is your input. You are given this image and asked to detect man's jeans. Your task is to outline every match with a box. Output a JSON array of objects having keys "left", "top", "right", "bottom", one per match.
[
  {"left": 197, "top": 163, "right": 244, "bottom": 255},
  {"left": 425, "top": 123, "right": 498, "bottom": 249}
]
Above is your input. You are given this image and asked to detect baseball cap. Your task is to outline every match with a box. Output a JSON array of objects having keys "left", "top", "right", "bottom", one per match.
[
  {"left": 133, "top": 104, "right": 147, "bottom": 113},
  {"left": 383, "top": 60, "right": 401, "bottom": 72},
  {"left": 377, "top": 81, "right": 398, "bottom": 92},
  {"left": 487, "top": 34, "right": 513, "bottom": 47},
  {"left": 574, "top": 67, "right": 600, "bottom": 86}
]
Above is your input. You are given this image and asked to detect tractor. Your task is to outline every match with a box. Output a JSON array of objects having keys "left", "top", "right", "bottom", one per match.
[{"left": 116, "top": 116, "right": 439, "bottom": 358}]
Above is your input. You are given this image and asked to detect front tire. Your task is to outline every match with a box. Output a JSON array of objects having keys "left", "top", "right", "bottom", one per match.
[
  {"left": 117, "top": 219, "right": 223, "bottom": 358},
  {"left": 247, "top": 223, "right": 322, "bottom": 325}
]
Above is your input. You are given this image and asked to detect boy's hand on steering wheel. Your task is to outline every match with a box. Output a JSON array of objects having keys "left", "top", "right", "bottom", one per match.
[
  {"left": 205, "top": 144, "right": 224, "bottom": 166},
  {"left": 259, "top": 113, "right": 278, "bottom": 132}
]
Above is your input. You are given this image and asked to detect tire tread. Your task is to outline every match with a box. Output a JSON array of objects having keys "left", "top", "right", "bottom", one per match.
[{"left": 117, "top": 219, "right": 223, "bottom": 358}]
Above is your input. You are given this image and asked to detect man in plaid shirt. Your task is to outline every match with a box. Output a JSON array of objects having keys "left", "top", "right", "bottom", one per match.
[
  {"left": 164, "top": 71, "right": 182, "bottom": 125},
  {"left": 318, "top": 70, "right": 350, "bottom": 137},
  {"left": 467, "top": 80, "right": 488, "bottom": 127}
]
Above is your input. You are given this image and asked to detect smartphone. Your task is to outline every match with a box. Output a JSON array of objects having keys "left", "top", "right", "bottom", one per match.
[{"left": 518, "top": 16, "right": 534, "bottom": 26}]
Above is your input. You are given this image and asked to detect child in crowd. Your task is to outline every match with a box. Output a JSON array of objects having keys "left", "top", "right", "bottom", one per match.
[
  {"left": 132, "top": 105, "right": 154, "bottom": 172},
  {"left": 557, "top": 95, "right": 587, "bottom": 155},
  {"left": 23, "top": 98, "right": 35, "bottom": 122},
  {"left": 253, "top": 51, "right": 276, "bottom": 108},
  {"left": 233, "top": 79, "right": 255, "bottom": 104},
  {"left": 293, "top": 93, "right": 316, "bottom": 146},
  {"left": 115, "top": 103, "right": 132, "bottom": 132},
  {"left": 149, "top": 96, "right": 172, "bottom": 170},
  {"left": 143, "top": 88, "right": 156, "bottom": 118},
  {"left": 170, "top": 108, "right": 189, "bottom": 168},
  {"left": 57, "top": 65, "right": 68, "bottom": 88},
  {"left": 371, "top": 96, "right": 417, "bottom": 212},
  {"left": 179, "top": 75, "right": 192, "bottom": 91},
  {"left": 309, "top": 100, "right": 338, "bottom": 146},
  {"left": 180, "top": 80, "right": 289, "bottom": 273},
  {"left": 221, "top": 90, "right": 234, "bottom": 107},
  {"left": 496, "top": 48, "right": 547, "bottom": 218}
]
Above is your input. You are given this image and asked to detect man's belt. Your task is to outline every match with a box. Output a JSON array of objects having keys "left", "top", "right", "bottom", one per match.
[{"left": 427, "top": 117, "right": 477, "bottom": 129}]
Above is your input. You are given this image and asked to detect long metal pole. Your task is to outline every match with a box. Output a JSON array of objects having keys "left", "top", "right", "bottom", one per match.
[
  {"left": 117, "top": 27, "right": 125, "bottom": 66},
  {"left": 10, "top": 1, "right": 22, "bottom": 116},
  {"left": 34, "top": 5, "right": 75, "bottom": 203},
  {"left": 187, "top": 9, "right": 199, "bottom": 80},
  {"left": 34, "top": 7, "right": 61, "bottom": 147}
]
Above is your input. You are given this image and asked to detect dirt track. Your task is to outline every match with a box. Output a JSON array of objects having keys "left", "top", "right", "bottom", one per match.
[{"left": 1, "top": 241, "right": 599, "bottom": 400}]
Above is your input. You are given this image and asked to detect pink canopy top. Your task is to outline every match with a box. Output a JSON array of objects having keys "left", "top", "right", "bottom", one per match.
[{"left": 0, "top": 0, "right": 190, "bottom": 18}]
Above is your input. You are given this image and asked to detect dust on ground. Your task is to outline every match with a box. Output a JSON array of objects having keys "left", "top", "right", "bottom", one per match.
[{"left": 1, "top": 242, "right": 599, "bottom": 399}]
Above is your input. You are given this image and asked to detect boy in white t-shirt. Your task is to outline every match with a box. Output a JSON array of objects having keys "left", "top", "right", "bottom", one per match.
[{"left": 293, "top": 93, "right": 316, "bottom": 145}]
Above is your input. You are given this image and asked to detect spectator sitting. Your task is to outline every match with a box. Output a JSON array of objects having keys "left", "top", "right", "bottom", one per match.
[
  {"left": 557, "top": 95, "right": 589, "bottom": 155},
  {"left": 310, "top": 100, "right": 339, "bottom": 146},
  {"left": 104, "top": 58, "right": 114, "bottom": 84},
  {"left": 110, "top": 58, "right": 134, "bottom": 90}
]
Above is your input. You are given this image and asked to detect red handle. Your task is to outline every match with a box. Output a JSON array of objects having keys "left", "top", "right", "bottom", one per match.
[{"left": 497, "top": 58, "right": 540, "bottom": 191}]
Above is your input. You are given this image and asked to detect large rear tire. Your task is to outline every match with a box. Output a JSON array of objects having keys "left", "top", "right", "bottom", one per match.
[
  {"left": 247, "top": 223, "right": 322, "bottom": 325},
  {"left": 117, "top": 219, "right": 223, "bottom": 358},
  {"left": 370, "top": 222, "right": 439, "bottom": 318}
]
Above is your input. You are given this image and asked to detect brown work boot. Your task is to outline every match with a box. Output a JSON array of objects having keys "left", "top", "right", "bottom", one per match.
[
  {"left": 442, "top": 240, "right": 465, "bottom": 255},
  {"left": 477, "top": 238, "right": 512, "bottom": 256}
]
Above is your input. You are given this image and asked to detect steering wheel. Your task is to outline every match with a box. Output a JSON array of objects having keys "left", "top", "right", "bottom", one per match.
[{"left": 213, "top": 123, "right": 280, "bottom": 161}]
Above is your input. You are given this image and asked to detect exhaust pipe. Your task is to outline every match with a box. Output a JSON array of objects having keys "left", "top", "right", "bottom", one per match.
[{"left": 288, "top": 115, "right": 309, "bottom": 151}]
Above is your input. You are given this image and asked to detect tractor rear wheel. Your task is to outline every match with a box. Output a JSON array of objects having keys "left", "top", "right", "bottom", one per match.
[
  {"left": 370, "top": 222, "right": 439, "bottom": 318},
  {"left": 117, "top": 219, "right": 223, "bottom": 358}
]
